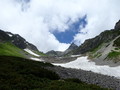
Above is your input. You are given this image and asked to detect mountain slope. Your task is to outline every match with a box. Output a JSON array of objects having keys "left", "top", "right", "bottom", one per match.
[
  {"left": 71, "top": 20, "right": 120, "bottom": 65},
  {"left": 0, "top": 29, "right": 46, "bottom": 58},
  {"left": 46, "top": 43, "right": 78, "bottom": 57}
]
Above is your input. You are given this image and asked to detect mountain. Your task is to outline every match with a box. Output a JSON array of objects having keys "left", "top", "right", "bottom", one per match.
[
  {"left": 64, "top": 43, "right": 78, "bottom": 54},
  {"left": 72, "top": 20, "right": 120, "bottom": 65},
  {"left": 46, "top": 50, "right": 63, "bottom": 57},
  {"left": 6, "top": 31, "right": 39, "bottom": 51},
  {"left": 46, "top": 43, "right": 78, "bottom": 57},
  {"left": 0, "top": 29, "right": 107, "bottom": 90},
  {"left": 0, "top": 29, "right": 46, "bottom": 58}
]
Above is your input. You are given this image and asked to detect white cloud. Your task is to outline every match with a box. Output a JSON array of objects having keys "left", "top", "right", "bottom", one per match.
[{"left": 0, "top": 0, "right": 120, "bottom": 52}]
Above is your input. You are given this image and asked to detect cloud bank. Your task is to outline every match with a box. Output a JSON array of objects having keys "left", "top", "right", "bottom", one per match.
[{"left": 0, "top": 0, "right": 120, "bottom": 52}]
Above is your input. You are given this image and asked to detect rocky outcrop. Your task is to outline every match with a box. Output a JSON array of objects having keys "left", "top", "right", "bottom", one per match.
[
  {"left": 115, "top": 20, "right": 120, "bottom": 30},
  {"left": 46, "top": 43, "right": 78, "bottom": 57},
  {"left": 72, "top": 20, "right": 120, "bottom": 55},
  {"left": 0, "top": 30, "right": 11, "bottom": 42},
  {"left": 46, "top": 50, "right": 63, "bottom": 57},
  {"left": 64, "top": 43, "right": 78, "bottom": 54},
  {"left": 73, "top": 30, "right": 120, "bottom": 55},
  {"left": 0, "top": 30, "right": 39, "bottom": 51},
  {"left": 10, "top": 34, "right": 38, "bottom": 51}
]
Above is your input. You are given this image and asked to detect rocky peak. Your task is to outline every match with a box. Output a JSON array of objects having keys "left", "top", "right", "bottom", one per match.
[
  {"left": 114, "top": 20, "right": 120, "bottom": 30},
  {"left": 67, "top": 43, "right": 78, "bottom": 50}
]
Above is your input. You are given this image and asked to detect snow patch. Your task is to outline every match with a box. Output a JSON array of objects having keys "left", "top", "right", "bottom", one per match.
[
  {"left": 71, "top": 55, "right": 81, "bottom": 57},
  {"left": 24, "top": 49, "right": 40, "bottom": 57},
  {"left": 30, "top": 57, "right": 43, "bottom": 61},
  {"left": 53, "top": 56, "right": 120, "bottom": 78},
  {"left": 8, "top": 33, "right": 13, "bottom": 37}
]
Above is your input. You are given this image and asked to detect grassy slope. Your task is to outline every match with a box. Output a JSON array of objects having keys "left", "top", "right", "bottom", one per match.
[
  {"left": 88, "top": 43, "right": 103, "bottom": 59},
  {"left": 0, "top": 56, "right": 108, "bottom": 90},
  {"left": 0, "top": 42, "right": 46, "bottom": 58},
  {"left": 0, "top": 42, "right": 24, "bottom": 57}
]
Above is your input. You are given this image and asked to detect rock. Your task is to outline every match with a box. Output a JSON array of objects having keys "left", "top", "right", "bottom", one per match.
[
  {"left": 115, "top": 20, "right": 120, "bottom": 30},
  {"left": 0, "top": 30, "right": 39, "bottom": 51},
  {"left": 46, "top": 43, "right": 78, "bottom": 57},
  {"left": 46, "top": 50, "right": 63, "bottom": 56},
  {"left": 64, "top": 43, "right": 78, "bottom": 54},
  {"left": 46, "top": 66, "right": 120, "bottom": 90},
  {"left": 73, "top": 30, "right": 120, "bottom": 55},
  {"left": 0, "top": 30, "right": 11, "bottom": 41}
]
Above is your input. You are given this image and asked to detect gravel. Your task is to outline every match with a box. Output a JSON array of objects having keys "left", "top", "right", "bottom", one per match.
[{"left": 46, "top": 66, "right": 120, "bottom": 90}]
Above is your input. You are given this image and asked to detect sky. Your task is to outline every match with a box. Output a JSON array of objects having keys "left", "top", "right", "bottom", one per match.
[{"left": 0, "top": 0, "right": 120, "bottom": 52}]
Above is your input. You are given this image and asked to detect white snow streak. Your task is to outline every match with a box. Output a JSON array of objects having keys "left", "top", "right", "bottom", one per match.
[
  {"left": 24, "top": 49, "right": 40, "bottom": 57},
  {"left": 53, "top": 56, "right": 120, "bottom": 78},
  {"left": 30, "top": 57, "right": 42, "bottom": 61}
]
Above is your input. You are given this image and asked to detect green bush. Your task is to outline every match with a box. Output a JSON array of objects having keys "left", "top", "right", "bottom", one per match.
[
  {"left": 113, "top": 37, "right": 120, "bottom": 47},
  {"left": 108, "top": 51, "right": 120, "bottom": 58}
]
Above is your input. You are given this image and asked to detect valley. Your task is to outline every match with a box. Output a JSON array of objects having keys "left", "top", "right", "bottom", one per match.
[{"left": 0, "top": 20, "right": 120, "bottom": 90}]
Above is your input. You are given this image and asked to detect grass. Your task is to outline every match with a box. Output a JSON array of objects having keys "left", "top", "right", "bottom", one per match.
[
  {"left": 0, "top": 56, "right": 109, "bottom": 90},
  {"left": 88, "top": 43, "right": 103, "bottom": 59},
  {"left": 107, "top": 51, "right": 120, "bottom": 58},
  {"left": 115, "top": 47, "right": 120, "bottom": 50},
  {"left": 0, "top": 42, "right": 24, "bottom": 57},
  {"left": 113, "top": 37, "right": 120, "bottom": 47}
]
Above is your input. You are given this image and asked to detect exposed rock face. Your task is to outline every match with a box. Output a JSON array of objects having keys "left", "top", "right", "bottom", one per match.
[
  {"left": 0, "top": 30, "right": 39, "bottom": 51},
  {"left": 10, "top": 34, "right": 38, "bottom": 51},
  {"left": 73, "top": 30, "right": 120, "bottom": 54},
  {"left": 64, "top": 43, "right": 78, "bottom": 53},
  {"left": 0, "top": 30, "right": 11, "bottom": 41},
  {"left": 46, "top": 50, "right": 63, "bottom": 56},
  {"left": 46, "top": 43, "right": 78, "bottom": 57},
  {"left": 115, "top": 20, "right": 120, "bottom": 30},
  {"left": 72, "top": 20, "right": 120, "bottom": 55}
]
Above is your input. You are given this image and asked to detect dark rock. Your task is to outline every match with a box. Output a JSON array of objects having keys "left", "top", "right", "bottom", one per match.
[
  {"left": 0, "top": 30, "right": 39, "bottom": 51},
  {"left": 46, "top": 43, "right": 78, "bottom": 57},
  {"left": 115, "top": 20, "right": 120, "bottom": 30},
  {"left": 46, "top": 50, "right": 63, "bottom": 56},
  {"left": 64, "top": 43, "right": 78, "bottom": 53},
  {"left": 10, "top": 34, "right": 38, "bottom": 51},
  {"left": 67, "top": 43, "right": 78, "bottom": 51},
  {"left": 0, "top": 30, "right": 11, "bottom": 42}
]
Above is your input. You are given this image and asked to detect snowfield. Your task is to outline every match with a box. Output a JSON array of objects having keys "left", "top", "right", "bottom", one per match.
[
  {"left": 53, "top": 56, "right": 120, "bottom": 78},
  {"left": 24, "top": 49, "right": 40, "bottom": 57}
]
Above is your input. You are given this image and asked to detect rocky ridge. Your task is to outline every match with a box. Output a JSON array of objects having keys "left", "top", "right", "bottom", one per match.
[{"left": 0, "top": 30, "right": 39, "bottom": 51}]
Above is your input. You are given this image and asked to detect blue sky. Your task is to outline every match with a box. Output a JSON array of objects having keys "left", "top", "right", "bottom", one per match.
[{"left": 53, "top": 15, "right": 87, "bottom": 43}]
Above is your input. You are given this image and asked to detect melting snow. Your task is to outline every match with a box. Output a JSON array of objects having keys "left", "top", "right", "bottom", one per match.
[
  {"left": 30, "top": 57, "right": 43, "bottom": 61},
  {"left": 24, "top": 49, "right": 40, "bottom": 57},
  {"left": 8, "top": 34, "right": 13, "bottom": 37},
  {"left": 53, "top": 56, "right": 120, "bottom": 78}
]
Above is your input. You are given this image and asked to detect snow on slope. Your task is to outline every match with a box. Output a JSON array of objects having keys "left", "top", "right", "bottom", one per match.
[
  {"left": 53, "top": 56, "right": 120, "bottom": 78},
  {"left": 24, "top": 49, "right": 40, "bottom": 57},
  {"left": 30, "top": 57, "right": 43, "bottom": 61}
]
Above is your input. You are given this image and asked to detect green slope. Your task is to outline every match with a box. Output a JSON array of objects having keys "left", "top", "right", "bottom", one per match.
[
  {"left": 0, "top": 42, "right": 25, "bottom": 57},
  {"left": 0, "top": 56, "right": 108, "bottom": 90}
]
